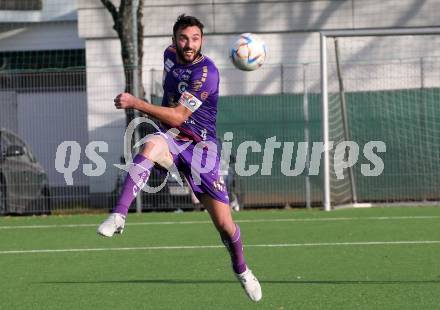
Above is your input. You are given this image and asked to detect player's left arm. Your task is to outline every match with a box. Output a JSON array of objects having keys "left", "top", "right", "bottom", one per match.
[
  {"left": 114, "top": 93, "right": 191, "bottom": 128},
  {"left": 178, "top": 64, "right": 219, "bottom": 112}
]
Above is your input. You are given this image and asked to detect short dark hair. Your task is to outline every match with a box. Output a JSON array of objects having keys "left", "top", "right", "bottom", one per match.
[{"left": 173, "top": 14, "right": 204, "bottom": 37}]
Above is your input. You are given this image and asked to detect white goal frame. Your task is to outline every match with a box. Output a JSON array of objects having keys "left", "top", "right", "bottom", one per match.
[{"left": 320, "top": 27, "right": 440, "bottom": 211}]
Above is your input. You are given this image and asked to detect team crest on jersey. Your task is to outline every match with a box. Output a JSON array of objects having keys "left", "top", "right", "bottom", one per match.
[{"left": 178, "top": 81, "right": 188, "bottom": 93}]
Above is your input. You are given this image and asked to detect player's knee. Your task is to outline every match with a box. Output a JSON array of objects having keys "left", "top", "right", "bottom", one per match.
[
  {"left": 140, "top": 145, "right": 156, "bottom": 162},
  {"left": 139, "top": 136, "right": 172, "bottom": 167},
  {"left": 215, "top": 219, "right": 236, "bottom": 236}
]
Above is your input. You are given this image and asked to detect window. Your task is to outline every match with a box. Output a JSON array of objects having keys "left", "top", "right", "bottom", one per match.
[
  {"left": 0, "top": 0, "right": 42, "bottom": 10},
  {"left": 0, "top": 49, "right": 86, "bottom": 91},
  {"left": 0, "top": 49, "right": 85, "bottom": 71},
  {"left": 3, "top": 131, "right": 35, "bottom": 163},
  {"left": 0, "top": 132, "right": 8, "bottom": 156}
]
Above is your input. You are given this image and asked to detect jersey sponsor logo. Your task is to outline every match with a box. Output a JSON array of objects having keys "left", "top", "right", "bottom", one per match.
[
  {"left": 201, "top": 66, "right": 208, "bottom": 82},
  {"left": 179, "top": 91, "right": 202, "bottom": 112},
  {"left": 172, "top": 68, "right": 182, "bottom": 78},
  {"left": 178, "top": 81, "right": 188, "bottom": 94},
  {"left": 181, "top": 73, "right": 190, "bottom": 81},
  {"left": 200, "top": 91, "right": 209, "bottom": 101},
  {"left": 165, "top": 58, "right": 174, "bottom": 72}
]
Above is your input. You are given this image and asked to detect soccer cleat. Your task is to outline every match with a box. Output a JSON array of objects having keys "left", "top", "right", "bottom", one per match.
[
  {"left": 97, "top": 213, "right": 125, "bottom": 237},
  {"left": 235, "top": 268, "right": 262, "bottom": 302}
]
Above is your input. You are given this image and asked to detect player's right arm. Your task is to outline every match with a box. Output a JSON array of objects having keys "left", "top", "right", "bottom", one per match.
[{"left": 113, "top": 92, "right": 192, "bottom": 128}]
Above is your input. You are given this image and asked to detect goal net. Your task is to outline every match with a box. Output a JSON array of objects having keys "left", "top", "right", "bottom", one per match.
[{"left": 320, "top": 28, "right": 440, "bottom": 210}]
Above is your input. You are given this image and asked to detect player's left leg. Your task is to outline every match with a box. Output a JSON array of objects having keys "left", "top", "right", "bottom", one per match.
[{"left": 199, "top": 194, "right": 262, "bottom": 302}]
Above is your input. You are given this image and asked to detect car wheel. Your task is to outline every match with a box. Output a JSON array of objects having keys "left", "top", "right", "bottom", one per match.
[
  {"left": 32, "top": 188, "right": 51, "bottom": 215},
  {"left": 0, "top": 178, "right": 7, "bottom": 215},
  {"left": 39, "top": 188, "right": 51, "bottom": 215}
]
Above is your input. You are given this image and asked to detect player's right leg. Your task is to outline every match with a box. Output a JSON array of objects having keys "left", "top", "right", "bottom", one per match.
[{"left": 97, "top": 134, "right": 173, "bottom": 237}]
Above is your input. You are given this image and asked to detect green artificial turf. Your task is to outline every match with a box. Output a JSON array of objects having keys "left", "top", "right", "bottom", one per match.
[{"left": 1, "top": 206, "right": 440, "bottom": 309}]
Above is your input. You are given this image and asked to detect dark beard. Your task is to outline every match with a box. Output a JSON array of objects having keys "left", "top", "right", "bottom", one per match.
[{"left": 176, "top": 46, "right": 202, "bottom": 64}]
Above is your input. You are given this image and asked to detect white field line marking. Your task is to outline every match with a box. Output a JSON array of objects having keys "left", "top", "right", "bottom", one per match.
[
  {"left": 0, "top": 215, "right": 439, "bottom": 230},
  {"left": 1, "top": 240, "right": 440, "bottom": 255}
]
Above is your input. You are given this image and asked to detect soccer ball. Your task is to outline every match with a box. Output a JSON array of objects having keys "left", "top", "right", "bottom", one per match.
[{"left": 230, "top": 33, "right": 267, "bottom": 71}]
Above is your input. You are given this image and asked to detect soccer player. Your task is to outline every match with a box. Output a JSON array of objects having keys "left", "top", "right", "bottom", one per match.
[{"left": 97, "top": 14, "right": 262, "bottom": 302}]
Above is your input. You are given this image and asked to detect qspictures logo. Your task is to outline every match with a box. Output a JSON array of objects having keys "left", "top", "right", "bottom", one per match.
[{"left": 55, "top": 117, "right": 386, "bottom": 193}]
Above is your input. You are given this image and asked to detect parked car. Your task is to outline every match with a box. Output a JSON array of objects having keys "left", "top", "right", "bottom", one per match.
[{"left": 0, "top": 128, "right": 50, "bottom": 215}]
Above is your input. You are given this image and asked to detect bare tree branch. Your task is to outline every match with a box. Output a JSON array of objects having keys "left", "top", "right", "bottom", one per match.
[
  {"left": 101, "top": 0, "right": 146, "bottom": 127},
  {"left": 100, "top": 0, "right": 118, "bottom": 21}
]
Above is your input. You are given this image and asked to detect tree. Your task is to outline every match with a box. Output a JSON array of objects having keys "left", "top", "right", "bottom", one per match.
[{"left": 101, "top": 0, "right": 145, "bottom": 126}]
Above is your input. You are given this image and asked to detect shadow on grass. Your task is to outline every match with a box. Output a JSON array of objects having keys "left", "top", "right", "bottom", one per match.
[
  {"left": 265, "top": 280, "right": 440, "bottom": 285},
  {"left": 37, "top": 279, "right": 440, "bottom": 285}
]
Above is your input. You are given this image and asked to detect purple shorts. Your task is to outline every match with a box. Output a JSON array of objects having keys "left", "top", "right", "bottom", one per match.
[{"left": 155, "top": 131, "right": 230, "bottom": 205}]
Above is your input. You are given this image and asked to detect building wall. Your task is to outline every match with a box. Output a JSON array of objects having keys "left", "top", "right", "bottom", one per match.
[
  {"left": 0, "top": 0, "right": 87, "bottom": 190},
  {"left": 17, "top": 91, "right": 89, "bottom": 188},
  {"left": 0, "top": 0, "right": 83, "bottom": 51},
  {"left": 77, "top": 0, "right": 440, "bottom": 37},
  {"left": 77, "top": 0, "right": 440, "bottom": 192},
  {"left": 0, "top": 21, "right": 84, "bottom": 52},
  {"left": 0, "top": 0, "right": 77, "bottom": 23}
]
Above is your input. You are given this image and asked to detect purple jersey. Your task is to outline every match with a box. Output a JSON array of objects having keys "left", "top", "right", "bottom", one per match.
[{"left": 161, "top": 45, "right": 219, "bottom": 143}]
